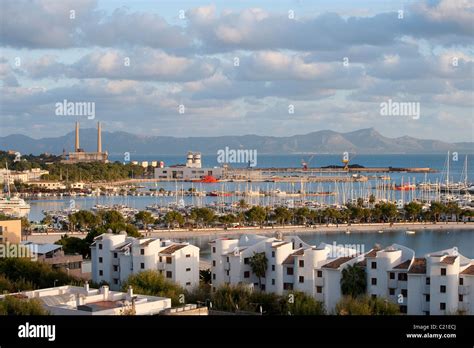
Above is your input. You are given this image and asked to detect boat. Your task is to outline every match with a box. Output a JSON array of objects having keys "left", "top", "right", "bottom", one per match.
[
  {"left": 378, "top": 230, "right": 384, "bottom": 234},
  {"left": 0, "top": 163, "right": 30, "bottom": 217},
  {"left": 198, "top": 175, "right": 219, "bottom": 183},
  {"left": 394, "top": 184, "right": 416, "bottom": 191},
  {"left": 345, "top": 229, "right": 351, "bottom": 234},
  {"left": 406, "top": 230, "right": 416, "bottom": 235}
]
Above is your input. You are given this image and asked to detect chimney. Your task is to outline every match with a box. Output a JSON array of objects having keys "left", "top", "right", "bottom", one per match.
[
  {"left": 75, "top": 122, "right": 80, "bottom": 152},
  {"left": 97, "top": 122, "right": 102, "bottom": 153},
  {"left": 101, "top": 285, "right": 109, "bottom": 300}
]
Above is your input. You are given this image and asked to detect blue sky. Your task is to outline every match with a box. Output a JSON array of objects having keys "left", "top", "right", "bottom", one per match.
[{"left": 0, "top": 0, "right": 472, "bottom": 143}]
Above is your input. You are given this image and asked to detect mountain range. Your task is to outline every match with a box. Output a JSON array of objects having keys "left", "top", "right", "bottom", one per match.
[{"left": 0, "top": 128, "right": 472, "bottom": 156}]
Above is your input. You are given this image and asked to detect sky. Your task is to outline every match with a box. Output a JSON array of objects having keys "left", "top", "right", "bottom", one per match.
[{"left": 0, "top": 0, "right": 473, "bottom": 142}]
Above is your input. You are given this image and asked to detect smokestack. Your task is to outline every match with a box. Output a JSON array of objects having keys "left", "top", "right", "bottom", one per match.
[
  {"left": 97, "top": 122, "right": 102, "bottom": 153},
  {"left": 75, "top": 122, "right": 80, "bottom": 152}
]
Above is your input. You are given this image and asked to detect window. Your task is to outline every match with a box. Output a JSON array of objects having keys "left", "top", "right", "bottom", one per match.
[
  {"left": 98, "top": 244, "right": 102, "bottom": 250},
  {"left": 140, "top": 263, "right": 145, "bottom": 269},
  {"left": 212, "top": 247, "right": 216, "bottom": 253},
  {"left": 272, "top": 251, "right": 275, "bottom": 258},
  {"left": 226, "top": 270, "right": 229, "bottom": 276},
  {"left": 398, "top": 273, "right": 407, "bottom": 281},
  {"left": 440, "top": 302, "right": 446, "bottom": 310},
  {"left": 159, "top": 256, "right": 162, "bottom": 263},
  {"left": 244, "top": 258, "right": 249, "bottom": 265},
  {"left": 166, "top": 271, "right": 172, "bottom": 278},
  {"left": 159, "top": 270, "right": 163, "bottom": 274},
  {"left": 425, "top": 294, "right": 430, "bottom": 302},
  {"left": 140, "top": 249, "right": 145, "bottom": 255},
  {"left": 113, "top": 265, "right": 118, "bottom": 272},
  {"left": 400, "top": 305, "right": 407, "bottom": 314},
  {"left": 283, "top": 283, "right": 293, "bottom": 291},
  {"left": 317, "top": 270, "right": 322, "bottom": 278},
  {"left": 186, "top": 268, "right": 191, "bottom": 272},
  {"left": 272, "top": 279, "right": 275, "bottom": 285},
  {"left": 441, "top": 268, "right": 446, "bottom": 276},
  {"left": 459, "top": 294, "right": 464, "bottom": 302},
  {"left": 212, "top": 260, "right": 216, "bottom": 267},
  {"left": 212, "top": 273, "right": 216, "bottom": 280},
  {"left": 316, "top": 286, "right": 322, "bottom": 294},
  {"left": 371, "top": 261, "right": 377, "bottom": 269},
  {"left": 186, "top": 282, "right": 191, "bottom": 286},
  {"left": 186, "top": 254, "right": 191, "bottom": 258},
  {"left": 113, "top": 279, "right": 118, "bottom": 285},
  {"left": 389, "top": 288, "right": 395, "bottom": 295},
  {"left": 371, "top": 278, "right": 377, "bottom": 285},
  {"left": 287, "top": 267, "right": 294, "bottom": 275},
  {"left": 389, "top": 272, "right": 395, "bottom": 279},
  {"left": 226, "top": 257, "right": 229, "bottom": 262},
  {"left": 271, "top": 265, "right": 275, "bottom": 271},
  {"left": 401, "top": 289, "right": 408, "bottom": 298},
  {"left": 244, "top": 271, "right": 250, "bottom": 278},
  {"left": 299, "top": 260, "right": 304, "bottom": 267},
  {"left": 99, "top": 257, "right": 103, "bottom": 263},
  {"left": 99, "top": 270, "right": 103, "bottom": 276},
  {"left": 371, "top": 294, "right": 377, "bottom": 299},
  {"left": 166, "top": 257, "right": 172, "bottom": 264},
  {"left": 440, "top": 285, "right": 446, "bottom": 293},
  {"left": 261, "top": 284, "right": 266, "bottom": 291},
  {"left": 459, "top": 278, "right": 464, "bottom": 285},
  {"left": 113, "top": 252, "right": 117, "bottom": 258},
  {"left": 299, "top": 276, "right": 304, "bottom": 283},
  {"left": 426, "top": 277, "right": 430, "bottom": 285}
]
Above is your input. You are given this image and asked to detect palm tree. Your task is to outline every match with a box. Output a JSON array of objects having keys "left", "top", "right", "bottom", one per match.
[
  {"left": 340, "top": 264, "right": 367, "bottom": 298},
  {"left": 249, "top": 252, "right": 268, "bottom": 290}
]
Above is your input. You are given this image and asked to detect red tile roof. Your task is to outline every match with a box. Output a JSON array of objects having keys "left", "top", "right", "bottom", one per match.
[
  {"left": 322, "top": 257, "right": 353, "bottom": 269},
  {"left": 440, "top": 256, "right": 458, "bottom": 265},
  {"left": 460, "top": 265, "right": 474, "bottom": 275},
  {"left": 159, "top": 244, "right": 187, "bottom": 255},
  {"left": 408, "top": 258, "right": 426, "bottom": 274},
  {"left": 393, "top": 260, "right": 411, "bottom": 270}
]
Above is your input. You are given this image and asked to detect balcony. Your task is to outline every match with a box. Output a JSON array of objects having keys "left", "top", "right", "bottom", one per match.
[
  {"left": 459, "top": 285, "right": 470, "bottom": 295},
  {"left": 388, "top": 279, "right": 398, "bottom": 289},
  {"left": 224, "top": 263, "right": 230, "bottom": 271},
  {"left": 315, "top": 277, "right": 324, "bottom": 286}
]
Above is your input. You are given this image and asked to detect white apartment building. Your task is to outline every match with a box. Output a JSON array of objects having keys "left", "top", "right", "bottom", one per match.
[
  {"left": 91, "top": 233, "right": 199, "bottom": 291},
  {"left": 0, "top": 283, "right": 171, "bottom": 315},
  {"left": 210, "top": 234, "right": 474, "bottom": 315}
]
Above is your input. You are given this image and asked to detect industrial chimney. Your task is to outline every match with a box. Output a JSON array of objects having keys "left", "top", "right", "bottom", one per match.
[
  {"left": 75, "top": 122, "right": 80, "bottom": 152},
  {"left": 97, "top": 122, "right": 102, "bottom": 153}
]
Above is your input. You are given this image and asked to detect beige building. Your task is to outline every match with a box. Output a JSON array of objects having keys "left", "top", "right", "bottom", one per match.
[{"left": 0, "top": 219, "right": 22, "bottom": 243}]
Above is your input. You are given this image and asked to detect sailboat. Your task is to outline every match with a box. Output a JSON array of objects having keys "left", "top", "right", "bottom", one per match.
[{"left": 0, "top": 162, "right": 30, "bottom": 217}]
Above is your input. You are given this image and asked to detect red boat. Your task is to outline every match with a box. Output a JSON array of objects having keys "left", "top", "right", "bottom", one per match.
[
  {"left": 199, "top": 175, "right": 219, "bottom": 183},
  {"left": 394, "top": 184, "right": 416, "bottom": 191}
]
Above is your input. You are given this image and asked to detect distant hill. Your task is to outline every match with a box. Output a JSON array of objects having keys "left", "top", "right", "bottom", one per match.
[{"left": 0, "top": 128, "right": 472, "bottom": 155}]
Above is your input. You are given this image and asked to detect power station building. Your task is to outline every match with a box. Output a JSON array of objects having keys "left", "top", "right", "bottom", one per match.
[{"left": 62, "top": 122, "right": 108, "bottom": 164}]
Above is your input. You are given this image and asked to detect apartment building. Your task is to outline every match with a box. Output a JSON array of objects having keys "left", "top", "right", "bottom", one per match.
[
  {"left": 210, "top": 234, "right": 474, "bottom": 315},
  {"left": 91, "top": 233, "right": 199, "bottom": 291}
]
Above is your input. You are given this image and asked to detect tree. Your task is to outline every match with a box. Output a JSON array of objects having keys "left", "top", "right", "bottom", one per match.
[
  {"left": 0, "top": 296, "right": 48, "bottom": 315},
  {"left": 135, "top": 211, "right": 154, "bottom": 230},
  {"left": 122, "top": 271, "right": 185, "bottom": 306},
  {"left": 294, "top": 207, "right": 310, "bottom": 225},
  {"left": 245, "top": 206, "right": 267, "bottom": 226},
  {"left": 286, "top": 292, "right": 326, "bottom": 315},
  {"left": 249, "top": 252, "right": 268, "bottom": 290},
  {"left": 163, "top": 211, "right": 184, "bottom": 228},
  {"left": 273, "top": 207, "right": 293, "bottom": 225},
  {"left": 375, "top": 202, "right": 399, "bottom": 223},
  {"left": 429, "top": 202, "right": 445, "bottom": 223},
  {"left": 404, "top": 202, "right": 422, "bottom": 222},
  {"left": 340, "top": 264, "right": 367, "bottom": 298},
  {"left": 55, "top": 235, "right": 89, "bottom": 257},
  {"left": 336, "top": 296, "right": 400, "bottom": 315}
]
